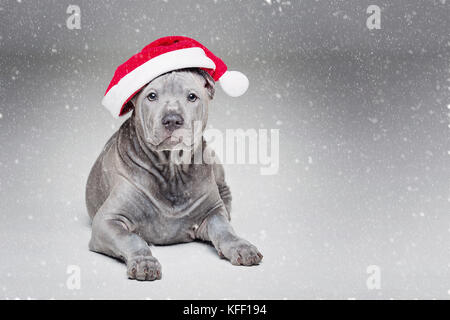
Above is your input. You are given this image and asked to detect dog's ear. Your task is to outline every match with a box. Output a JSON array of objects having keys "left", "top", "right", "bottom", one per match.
[
  {"left": 122, "top": 100, "right": 134, "bottom": 115},
  {"left": 122, "top": 92, "right": 140, "bottom": 115},
  {"left": 198, "top": 69, "right": 215, "bottom": 100}
]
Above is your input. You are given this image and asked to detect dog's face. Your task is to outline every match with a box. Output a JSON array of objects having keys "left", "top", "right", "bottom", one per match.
[{"left": 131, "top": 69, "right": 215, "bottom": 151}]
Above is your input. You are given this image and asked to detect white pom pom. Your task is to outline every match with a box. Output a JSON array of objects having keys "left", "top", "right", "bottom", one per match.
[{"left": 219, "top": 70, "right": 249, "bottom": 97}]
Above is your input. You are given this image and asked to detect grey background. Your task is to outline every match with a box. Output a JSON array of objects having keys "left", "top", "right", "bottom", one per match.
[{"left": 0, "top": 0, "right": 449, "bottom": 299}]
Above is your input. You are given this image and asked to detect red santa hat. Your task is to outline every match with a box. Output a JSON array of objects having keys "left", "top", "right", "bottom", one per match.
[{"left": 102, "top": 36, "right": 249, "bottom": 118}]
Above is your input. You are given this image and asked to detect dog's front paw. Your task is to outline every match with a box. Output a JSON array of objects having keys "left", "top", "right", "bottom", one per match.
[
  {"left": 219, "top": 239, "right": 263, "bottom": 266},
  {"left": 126, "top": 255, "right": 162, "bottom": 281}
]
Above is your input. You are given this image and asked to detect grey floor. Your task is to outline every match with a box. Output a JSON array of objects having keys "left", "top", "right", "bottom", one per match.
[{"left": 0, "top": 0, "right": 449, "bottom": 299}]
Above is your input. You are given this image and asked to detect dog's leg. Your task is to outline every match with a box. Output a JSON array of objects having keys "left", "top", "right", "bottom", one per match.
[
  {"left": 197, "top": 210, "right": 263, "bottom": 266},
  {"left": 213, "top": 163, "right": 232, "bottom": 218},
  {"left": 88, "top": 185, "right": 162, "bottom": 281}
]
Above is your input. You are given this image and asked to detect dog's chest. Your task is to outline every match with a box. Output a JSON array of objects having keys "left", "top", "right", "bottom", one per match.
[
  {"left": 137, "top": 163, "right": 219, "bottom": 244},
  {"left": 160, "top": 177, "right": 193, "bottom": 206},
  {"left": 142, "top": 188, "right": 218, "bottom": 244},
  {"left": 156, "top": 163, "right": 200, "bottom": 204}
]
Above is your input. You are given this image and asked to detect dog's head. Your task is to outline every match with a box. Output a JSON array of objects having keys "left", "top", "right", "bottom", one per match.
[{"left": 129, "top": 68, "right": 215, "bottom": 151}]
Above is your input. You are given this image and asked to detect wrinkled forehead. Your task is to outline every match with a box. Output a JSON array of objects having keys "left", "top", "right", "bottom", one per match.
[{"left": 143, "top": 71, "right": 205, "bottom": 95}]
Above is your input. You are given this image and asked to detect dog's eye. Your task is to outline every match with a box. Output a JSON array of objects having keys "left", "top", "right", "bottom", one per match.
[
  {"left": 187, "top": 93, "right": 198, "bottom": 102},
  {"left": 147, "top": 92, "right": 157, "bottom": 101}
]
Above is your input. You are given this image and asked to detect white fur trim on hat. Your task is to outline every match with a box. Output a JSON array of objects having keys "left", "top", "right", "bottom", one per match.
[
  {"left": 102, "top": 47, "right": 216, "bottom": 118},
  {"left": 219, "top": 70, "right": 249, "bottom": 97}
]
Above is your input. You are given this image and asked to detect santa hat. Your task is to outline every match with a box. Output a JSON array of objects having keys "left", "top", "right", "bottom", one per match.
[{"left": 102, "top": 36, "right": 249, "bottom": 118}]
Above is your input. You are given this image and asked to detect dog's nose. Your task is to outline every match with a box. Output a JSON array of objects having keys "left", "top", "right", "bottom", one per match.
[{"left": 161, "top": 113, "right": 184, "bottom": 131}]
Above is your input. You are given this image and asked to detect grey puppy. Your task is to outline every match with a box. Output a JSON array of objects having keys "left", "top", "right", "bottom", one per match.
[{"left": 86, "top": 68, "right": 263, "bottom": 281}]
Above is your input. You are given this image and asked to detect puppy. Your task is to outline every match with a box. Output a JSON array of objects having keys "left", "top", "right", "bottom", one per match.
[{"left": 86, "top": 68, "right": 262, "bottom": 281}]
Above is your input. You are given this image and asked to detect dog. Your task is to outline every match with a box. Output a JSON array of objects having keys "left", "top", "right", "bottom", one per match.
[{"left": 86, "top": 68, "right": 262, "bottom": 281}]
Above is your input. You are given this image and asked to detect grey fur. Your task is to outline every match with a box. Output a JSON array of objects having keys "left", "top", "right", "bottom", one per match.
[{"left": 86, "top": 69, "right": 262, "bottom": 281}]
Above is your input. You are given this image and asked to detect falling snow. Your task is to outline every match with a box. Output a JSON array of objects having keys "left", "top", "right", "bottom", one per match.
[{"left": 0, "top": 0, "right": 449, "bottom": 300}]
